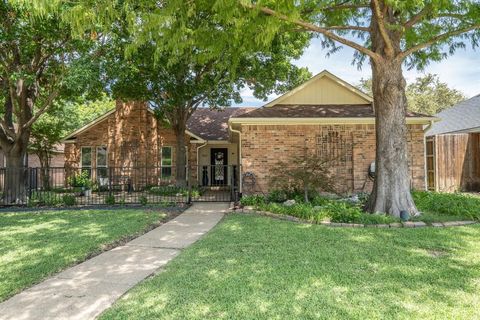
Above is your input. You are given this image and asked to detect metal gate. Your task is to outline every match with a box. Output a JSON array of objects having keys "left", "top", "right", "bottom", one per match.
[{"left": 189, "top": 165, "right": 239, "bottom": 202}]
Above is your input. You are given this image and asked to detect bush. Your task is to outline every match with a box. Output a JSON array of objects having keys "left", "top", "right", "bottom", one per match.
[
  {"left": 62, "top": 194, "right": 76, "bottom": 206},
  {"left": 148, "top": 186, "right": 188, "bottom": 196},
  {"left": 413, "top": 191, "right": 480, "bottom": 220},
  {"left": 68, "top": 171, "right": 92, "bottom": 189},
  {"left": 323, "top": 202, "right": 362, "bottom": 223},
  {"left": 240, "top": 195, "right": 266, "bottom": 206},
  {"left": 139, "top": 196, "right": 148, "bottom": 206},
  {"left": 105, "top": 195, "right": 115, "bottom": 205},
  {"left": 28, "top": 191, "right": 62, "bottom": 207},
  {"left": 266, "top": 190, "right": 287, "bottom": 203}
]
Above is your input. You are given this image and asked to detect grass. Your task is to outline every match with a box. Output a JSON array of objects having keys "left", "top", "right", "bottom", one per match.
[
  {"left": 0, "top": 208, "right": 171, "bottom": 302},
  {"left": 100, "top": 214, "right": 480, "bottom": 320},
  {"left": 413, "top": 191, "right": 480, "bottom": 221}
]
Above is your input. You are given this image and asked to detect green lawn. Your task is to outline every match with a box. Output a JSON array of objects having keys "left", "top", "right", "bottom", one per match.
[
  {"left": 101, "top": 214, "right": 480, "bottom": 320},
  {"left": 0, "top": 208, "right": 171, "bottom": 302}
]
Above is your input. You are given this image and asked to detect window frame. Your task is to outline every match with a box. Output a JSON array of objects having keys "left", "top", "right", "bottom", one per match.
[
  {"left": 96, "top": 146, "right": 108, "bottom": 180},
  {"left": 80, "top": 146, "right": 93, "bottom": 178},
  {"left": 160, "top": 146, "right": 173, "bottom": 180}
]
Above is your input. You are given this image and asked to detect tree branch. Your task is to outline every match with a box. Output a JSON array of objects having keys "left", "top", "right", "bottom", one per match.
[
  {"left": 398, "top": 24, "right": 480, "bottom": 60},
  {"left": 324, "top": 25, "right": 370, "bottom": 32},
  {"left": 371, "top": 0, "right": 394, "bottom": 57},
  {"left": 404, "top": 5, "right": 432, "bottom": 29},
  {"left": 325, "top": 3, "right": 369, "bottom": 11},
  {"left": 21, "top": 89, "right": 59, "bottom": 131},
  {"left": 245, "top": 4, "right": 381, "bottom": 61}
]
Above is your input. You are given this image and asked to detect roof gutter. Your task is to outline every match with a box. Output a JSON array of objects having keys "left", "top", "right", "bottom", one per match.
[{"left": 229, "top": 117, "right": 438, "bottom": 125}]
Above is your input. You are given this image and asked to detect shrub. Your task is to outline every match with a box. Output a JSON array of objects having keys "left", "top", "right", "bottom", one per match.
[
  {"left": 324, "top": 202, "right": 362, "bottom": 223},
  {"left": 105, "top": 195, "right": 115, "bottom": 205},
  {"left": 413, "top": 191, "right": 480, "bottom": 220},
  {"left": 266, "top": 190, "right": 287, "bottom": 203},
  {"left": 62, "top": 194, "right": 76, "bottom": 206},
  {"left": 148, "top": 186, "right": 188, "bottom": 196},
  {"left": 240, "top": 195, "right": 266, "bottom": 206},
  {"left": 28, "top": 191, "right": 62, "bottom": 207},
  {"left": 68, "top": 171, "right": 92, "bottom": 189},
  {"left": 139, "top": 196, "right": 148, "bottom": 206}
]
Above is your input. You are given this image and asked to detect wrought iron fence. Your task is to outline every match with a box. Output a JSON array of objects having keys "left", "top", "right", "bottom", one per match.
[{"left": 0, "top": 165, "right": 240, "bottom": 207}]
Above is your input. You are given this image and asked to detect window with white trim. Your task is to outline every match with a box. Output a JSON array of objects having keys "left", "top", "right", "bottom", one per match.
[
  {"left": 96, "top": 146, "right": 108, "bottom": 180},
  {"left": 161, "top": 146, "right": 172, "bottom": 179},
  {"left": 80, "top": 147, "right": 92, "bottom": 178}
]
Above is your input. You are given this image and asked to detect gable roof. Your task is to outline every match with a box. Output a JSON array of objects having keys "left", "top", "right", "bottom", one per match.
[
  {"left": 427, "top": 94, "right": 480, "bottom": 136},
  {"left": 187, "top": 107, "right": 255, "bottom": 140},
  {"left": 63, "top": 103, "right": 255, "bottom": 142},
  {"left": 264, "top": 70, "right": 372, "bottom": 107}
]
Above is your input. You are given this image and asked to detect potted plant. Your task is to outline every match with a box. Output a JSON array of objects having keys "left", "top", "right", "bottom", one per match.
[{"left": 68, "top": 171, "right": 93, "bottom": 197}]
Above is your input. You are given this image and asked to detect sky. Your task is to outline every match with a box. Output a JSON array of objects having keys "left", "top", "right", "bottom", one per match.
[{"left": 234, "top": 37, "right": 480, "bottom": 107}]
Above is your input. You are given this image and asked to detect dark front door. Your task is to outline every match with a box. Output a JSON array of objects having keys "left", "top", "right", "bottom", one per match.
[{"left": 210, "top": 148, "right": 228, "bottom": 186}]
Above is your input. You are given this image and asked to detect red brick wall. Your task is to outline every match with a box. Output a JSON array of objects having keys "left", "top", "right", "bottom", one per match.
[
  {"left": 240, "top": 123, "right": 425, "bottom": 194},
  {"left": 64, "top": 101, "right": 197, "bottom": 185}
]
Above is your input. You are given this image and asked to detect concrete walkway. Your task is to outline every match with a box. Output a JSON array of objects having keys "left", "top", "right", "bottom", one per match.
[{"left": 0, "top": 203, "right": 228, "bottom": 320}]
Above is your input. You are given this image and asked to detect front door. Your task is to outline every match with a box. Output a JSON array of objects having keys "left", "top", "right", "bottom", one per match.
[{"left": 210, "top": 148, "right": 228, "bottom": 186}]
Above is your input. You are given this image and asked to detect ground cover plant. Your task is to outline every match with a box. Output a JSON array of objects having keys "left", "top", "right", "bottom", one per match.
[
  {"left": 241, "top": 190, "right": 480, "bottom": 224},
  {"left": 0, "top": 208, "right": 172, "bottom": 302},
  {"left": 240, "top": 192, "right": 399, "bottom": 225},
  {"left": 100, "top": 214, "right": 480, "bottom": 320},
  {"left": 413, "top": 191, "right": 480, "bottom": 221}
]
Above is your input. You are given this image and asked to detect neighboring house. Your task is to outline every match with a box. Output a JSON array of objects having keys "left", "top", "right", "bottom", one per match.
[
  {"left": 426, "top": 94, "right": 480, "bottom": 192},
  {"left": 63, "top": 70, "right": 434, "bottom": 195}
]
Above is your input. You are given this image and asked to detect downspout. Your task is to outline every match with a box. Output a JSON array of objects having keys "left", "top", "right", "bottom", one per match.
[
  {"left": 197, "top": 141, "right": 208, "bottom": 186},
  {"left": 423, "top": 120, "right": 434, "bottom": 191},
  {"left": 229, "top": 123, "right": 242, "bottom": 194}
]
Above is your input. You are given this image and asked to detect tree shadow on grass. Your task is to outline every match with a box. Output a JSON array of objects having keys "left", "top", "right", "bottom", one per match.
[
  {"left": 0, "top": 209, "right": 164, "bottom": 301},
  {"left": 101, "top": 214, "right": 480, "bottom": 320}
]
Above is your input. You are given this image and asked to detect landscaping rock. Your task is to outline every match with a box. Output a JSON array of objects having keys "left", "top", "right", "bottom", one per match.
[
  {"left": 402, "top": 221, "right": 415, "bottom": 228},
  {"left": 431, "top": 222, "right": 444, "bottom": 227},
  {"left": 283, "top": 199, "right": 296, "bottom": 207},
  {"left": 413, "top": 221, "right": 427, "bottom": 228},
  {"left": 376, "top": 224, "right": 389, "bottom": 228},
  {"left": 389, "top": 223, "right": 403, "bottom": 228}
]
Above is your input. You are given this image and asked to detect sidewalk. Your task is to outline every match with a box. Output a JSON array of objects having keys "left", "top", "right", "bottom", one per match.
[{"left": 0, "top": 203, "right": 228, "bottom": 320}]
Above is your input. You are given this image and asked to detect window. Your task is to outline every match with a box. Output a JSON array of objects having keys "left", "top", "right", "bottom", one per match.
[
  {"left": 96, "top": 146, "right": 108, "bottom": 180},
  {"left": 80, "top": 147, "right": 92, "bottom": 178},
  {"left": 161, "top": 146, "right": 172, "bottom": 179}
]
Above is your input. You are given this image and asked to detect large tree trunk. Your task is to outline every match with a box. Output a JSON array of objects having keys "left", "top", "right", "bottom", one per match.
[
  {"left": 3, "top": 149, "right": 28, "bottom": 204},
  {"left": 366, "top": 60, "right": 418, "bottom": 217},
  {"left": 174, "top": 125, "right": 187, "bottom": 187}
]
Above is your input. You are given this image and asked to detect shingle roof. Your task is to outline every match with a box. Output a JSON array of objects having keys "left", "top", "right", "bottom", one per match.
[
  {"left": 427, "top": 94, "right": 480, "bottom": 136},
  {"left": 187, "top": 107, "right": 255, "bottom": 140},
  {"left": 234, "top": 104, "right": 428, "bottom": 118}
]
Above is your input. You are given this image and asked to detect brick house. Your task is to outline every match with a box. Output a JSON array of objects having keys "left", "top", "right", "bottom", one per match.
[{"left": 63, "top": 70, "right": 434, "bottom": 195}]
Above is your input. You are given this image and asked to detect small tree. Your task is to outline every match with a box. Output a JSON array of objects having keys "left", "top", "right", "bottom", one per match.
[{"left": 269, "top": 148, "right": 339, "bottom": 203}]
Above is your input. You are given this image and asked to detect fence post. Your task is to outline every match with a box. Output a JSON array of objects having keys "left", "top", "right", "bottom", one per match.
[
  {"left": 108, "top": 167, "right": 113, "bottom": 197},
  {"left": 187, "top": 165, "right": 192, "bottom": 204}
]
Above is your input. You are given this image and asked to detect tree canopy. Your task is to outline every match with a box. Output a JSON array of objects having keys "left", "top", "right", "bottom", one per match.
[{"left": 358, "top": 74, "right": 466, "bottom": 115}]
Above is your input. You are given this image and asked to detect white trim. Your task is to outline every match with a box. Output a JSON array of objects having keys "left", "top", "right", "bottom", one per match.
[
  {"left": 185, "top": 129, "right": 205, "bottom": 142},
  {"left": 160, "top": 146, "right": 173, "bottom": 180},
  {"left": 228, "top": 117, "right": 437, "bottom": 125},
  {"left": 63, "top": 109, "right": 115, "bottom": 141},
  {"left": 265, "top": 70, "right": 373, "bottom": 107},
  {"left": 96, "top": 146, "right": 108, "bottom": 179},
  {"left": 80, "top": 146, "right": 93, "bottom": 178},
  {"left": 62, "top": 104, "right": 205, "bottom": 142}
]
